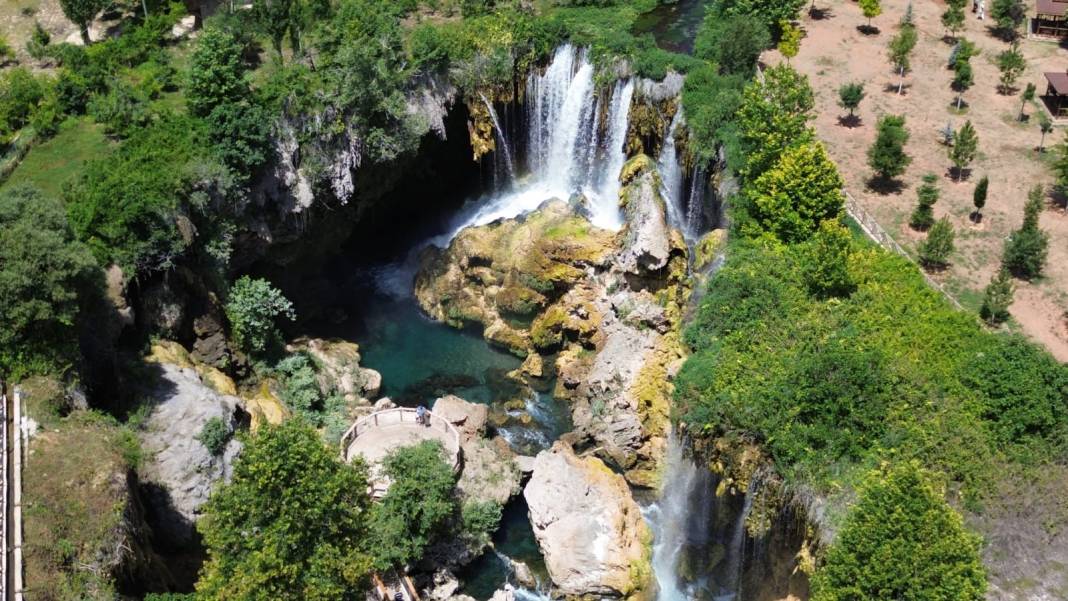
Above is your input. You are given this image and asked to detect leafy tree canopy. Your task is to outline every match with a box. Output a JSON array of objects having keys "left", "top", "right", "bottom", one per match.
[{"left": 747, "top": 141, "right": 844, "bottom": 243}]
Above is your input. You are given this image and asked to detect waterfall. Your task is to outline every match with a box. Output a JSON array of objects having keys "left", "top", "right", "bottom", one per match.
[
  {"left": 645, "top": 436, "right": 715, "bottom": 601},
  {"left": 684, "top": 166, "right": 707, "bottom": 240},
  {"left": 480, "top": 92, "right": 516, "bottom": 187},
  {"left": 723, "top": 479, "right": 758, "bottom": 601},
  {"left": 589, "top": 79, "right": 633, "bottom": 229},
  {"left": 658, "top": 109, "right": 685, "bottom": 235}
]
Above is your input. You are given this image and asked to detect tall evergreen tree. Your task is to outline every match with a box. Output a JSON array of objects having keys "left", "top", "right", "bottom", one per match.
[
  {"left": 991, "top": 0, "right": 1028, "bottom": 40},
  {"left": 910, "top": 173, "right": 940, "bottom": 231},
  {"left": 996, "top": 43, "right": 1026, "bottom": 94},
  {"left": 950, "top": 120, "right": 979, "bottom": 181},
  {"left": 919, "top": 217, "right": 956, "bottom": 269},
  {"left": 972, "top": 175, "right": 989, "bottom": 222},
  {"left": 1002, "top": 186, "right": 1049, "bottom": 279},
  {"left": 1019, "top": 82, "right": 1036, "bottom": 121},
  {"left": 868, "top": 114, "right": 911, "bottom": 182},
  {"left": 888, "top": 23, "right": 918, "bottom": 94},
  {"left": 980, "top": 268, "right": 1014, "bottom": 325},
  {"left": 942, "top": 0, "right": 966, "bottom": 38}
]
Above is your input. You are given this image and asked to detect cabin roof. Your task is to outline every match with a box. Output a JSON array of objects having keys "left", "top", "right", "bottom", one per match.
[
  {"left": 1046, "top": 71, "right": 1068, "bottom": 95},
  {"left": 1038, "top": 0, "right": 1068, "bottom": 17}
]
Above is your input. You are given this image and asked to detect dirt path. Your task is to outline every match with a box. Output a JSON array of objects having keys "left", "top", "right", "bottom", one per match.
[{"left": 774, "top": 0, "right": 1068, "bottom": 361}]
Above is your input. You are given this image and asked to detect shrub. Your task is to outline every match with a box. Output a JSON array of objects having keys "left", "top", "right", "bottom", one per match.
[
  {"left": 909, "top": 173, "right": 940, "bottom": 231},
  {"left": 461, "top": 500, "right": 503, "bottom": 546},
  {"left": 196, "top": 417, "right": 231, "bottom": 456},
  {"left": 747, "top": 141, "right": 844, "bottom": 243},
  {"left": 918, "top": 217, "right": 955, "bottom": 269},
  {"left": 225, "top": 276, "right": 296, "bottom": 356},
  {"left": 86, "top": 82, "right": 151, "bottom": 137},
  {"left": 812, "top": 461, "right": 986, "bottom": 601},
  {"left": 693, "top": 14, "right": 770, "bottom": 77},
  {"left": 0, "top": 68, "right": 46, "bottom": 142},
  {"left": 867, "top": 114, "right": 911, "bottom": 181},
  {"left": 979, "top": 268, "right": 1013, "bottom": 326},
  {"left": 801, "top": 219, "right": 855, "bottom": 298}
]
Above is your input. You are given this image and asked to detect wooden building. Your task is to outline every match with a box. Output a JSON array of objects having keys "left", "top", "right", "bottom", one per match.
[
  {"left": 1044, "top": 71, "right": 1068, "bottom": 117},
  {"left": 1036, "top": 0, "right": 1068, "bottom": 37}
]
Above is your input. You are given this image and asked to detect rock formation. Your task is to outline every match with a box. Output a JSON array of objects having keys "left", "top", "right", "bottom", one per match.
[
  {"left": 432, "top": 395, "right": 521, "bottom": 507},
  {"left": 523, "top": 442, "right": 651, "bottom": 597}
]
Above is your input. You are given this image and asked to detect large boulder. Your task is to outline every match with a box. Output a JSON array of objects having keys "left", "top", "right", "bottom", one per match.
[
  {"left": 286, "top": 337, "right": 382, "bottom": 404},
  {"left": 433, "top": 394, "right": 488, "bottom": 442},
  {"left": 433, "top": 395, "right": 521, "bottom": 507},
  {"left": 524, "top": 442, "right": 651, "bottom": 597},
  {"left": 617, "top": 155, "right": 675, "bottom": 277},
  {"left": 138, "top": 361, "right": 244, "bottom": 546}
]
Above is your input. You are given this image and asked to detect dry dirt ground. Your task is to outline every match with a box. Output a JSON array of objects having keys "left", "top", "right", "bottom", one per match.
[
  {"left": 767, "top": 0, "right": 1068, "bottom": 362},
  {"left": 1, "top": 0, "right": 81, "bottom": 61}
]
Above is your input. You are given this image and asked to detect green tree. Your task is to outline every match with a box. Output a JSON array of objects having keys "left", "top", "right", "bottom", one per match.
[
  {"left": 778, "top": 20, "right": 801, "bottom": 62},
  {"left": 919, "top": 217, "right": 955, "bottom": 269},
  {"left": 196, "top": 419, "right": 374, "bottom": 600},
  {"left": 972, "top": 175, "right": 989, "bottom": 222},
  {"left": 0, "top": 185, "right": 98, "bottom": 377},
  {"left": 837, "top": 82, "right": 865, "bottom": 119},
  {"left": 979, "top": 268, "right": 1014, "bottom": 326},
  {"left": 996, "top": 42, "right": 1026, "bottom": 94},
  {"left": 694, "top": 15, "right": 770, "bottom": 78},
  {"left": 0, "top": 68, "right": 45, "bottom": 143},
  {"left": 58, "top": 0, "right": 105, "bottom": 45},
  {"left": 225, "top": 276, "right": 296, "bottom": 356},
  {"left": 888, "top": 23, "right": 918, "bottom": 94},
  {"left": 1038, "top": 112, "right": 1054, "bottom": 152},
  {"left": 188, "top": 27, "right": 249, "bottom": 118},
  {"left": 910, "top": 173, "right": 940, "bottom": 231},
  {"left": 370, "top": 441, "right": 458, "bottom": 570},
  {"left": 942, "top": 0, "right": 966, "bottom": 38},
  {"left": 737, "top": 64, "right": 815, "bottom": 180},
  {"left": 949, "top": 120, "right": 978, "bottom": 181},
  {"left": 196, "top": 417, "right": 231, "bottom": 456},
  {"left": 252, "top": 0, "right": 295, "bottom": 59},
  {"left": 0, "top": 35, "right": 12, "bottom": 64},
  {"left": 859, "top": 0, "right": 882, "bottom": 29},
  {"left": 717, "top": 0, "right": 807, "bottom": 31},
  {"left": 801, "top": 219, "right": 855, "bottom": 298},
  {"left": 1002, "top": 186, "right": 1049, "bottom": 279},
  {"left": 1019, "top": 81, "right": 1036, "bottom": 121},
  {"left": 991, "top": 0, "right": 1027, "bottom": 40},
  {"left": 868, "top": 114, "right": 911, "bottom": 182},
  {"left": 748, "top": 141, "right": 845, "bottom": 242},
  {"left": 952, "top": 59, "right": 974, "bottom": 109},
  {"left": 812, "top": 461, "right": 986, "bottom": 601}
]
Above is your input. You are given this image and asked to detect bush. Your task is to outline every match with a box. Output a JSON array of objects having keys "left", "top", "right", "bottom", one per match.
[
  {"left": 747, "top": 141, "right": 844, "bottom": 243},
  {"left": 0, "top": 68, "right": 47, "bottom": 142},
  {"left": 461, "top": 500, "right": 503, "bottom": 546},
  {"left": 0, "top": 185, "right": 98, "bottom": 378},
  {"left": 812, "top": 462, "right": 986, "bottom": 601},
  {"left": 196, "top": 417, "right": 231, "bottom": 456},
  {"left": 370, "top": 440, "right": 458, "bottom": 569},
  {"left": 225, "top": 276, "right": 296, "bottom": 356},
  {"left": 918, "top": 217, "right": 955, "bottom": 269},
  {"left": 694, "top": 14, "right": 770, "bottom": 77},
  {"left": 86, "top": 81, "right": 151, "bottom": 137},
  {"left": 867, "top": 114, "right": 911, "bottom": 181}
]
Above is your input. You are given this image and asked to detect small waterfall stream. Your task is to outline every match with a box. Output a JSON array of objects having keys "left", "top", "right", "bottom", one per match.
[
  {"left": 658, "top": 109, "right": 685, "bottom": 234},
  {"left": 480, "top": 92, "right": 517, "bottom": 187}
]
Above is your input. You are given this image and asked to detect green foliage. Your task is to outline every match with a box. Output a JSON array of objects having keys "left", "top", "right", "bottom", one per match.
[
  {"left": 0, "top": 35, "right": 12, "bottom": 63},
  {"left": 681, "top": 65, "right": 745, "bottom": 163},
  {"left": 972, "top": 175, "right": 988, "bottom": 218},
  {"left": 196, "top": 419, "right": 374, "bottom": 600},
  {"left": 746, "top": 141, "right": 844, "bottom": 243},
  {"left": 188, "top": 27, "right": 250, "bottom": 118},
  {"left": 1039, "top": 111, "right": 1054, "bottom": 151},
  {"left": 736, "top": 63, "right": 815, "bottom": 180},
  {"left": 910, "top": 173, "right": 940, "bottom": 231},
  {"left": 0, "top": 185, "right": 98, "bottom": 378},
  {"left": 942, "top": 1, "right": 965, "bottom": 36},
  {"left": 979, "top": 268, "right": 1013, "bottom": 326},
  {"left": 812, "top": 461, "right": 986, "bottom": 601},
  {"left": 887, "top": 21, "right": 917, "bottom": 82},
  {"left": 996, "top": 42, "right": 1025, "bottom": 93},
  {"left": 145, "top": 594, "right": 195, "bottom": 601},
  {"left": 918, "top": 217, "right": 955, "bottom": 269},
  {"left": 716, "top": 0, "right": 806, "bottom": 32},
  {"left": 65, "top": 115, "right": 211, "bottom": 273},
  {"left": 777, "top": 20, "right": 801, "bottom": 60},
  {"left": 859, "top": 0, "right": 882, "bottom": 23},
  {"left": 693, "top": 14, "right": 770, "bottom": 77},
  {"left": 225, "top": 276, "right": 296, "bottom": 356},
  {"left": 0, "top": 67, "right": 46, "bottom": 143},
  {"left": 952, "top": 59, "right": 974, "bottom": 107},
  {"left": 1001, "top": 186, "right": 1049, "bottom": 280},
  {"left": 837, "top": 82, "right": 865, "bottom": 116},
  {"left": 991, "top": 0, "right": 1027, "bottom": 40},
  {"left": 949, "top": 120, "right": 978, "bottom": 181},
  {"left": 196, "top": 416, "right": 231, "bottom": 456},
  {"left": 370, "top": 441, "right": 458, "bottom": 570},
  {"left": 461, "top": 500, "right": 503, "bottom": 546},
  {"left": 801, "top": 219, "right": 855, "bottom": 298},
  {"left": 86, "top": 81, "right": 151, "bottom": 137},
  {"left": 867, "top": 114, "right": 911, "bottom": 181}
]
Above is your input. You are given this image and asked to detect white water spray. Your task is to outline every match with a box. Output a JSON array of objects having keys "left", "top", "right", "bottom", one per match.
[
  {"left": 658, "top": 109, "right": 685, "bottom": 234},
  {"left": 480, "top": 92, "right": 517, "bottom": 187}
]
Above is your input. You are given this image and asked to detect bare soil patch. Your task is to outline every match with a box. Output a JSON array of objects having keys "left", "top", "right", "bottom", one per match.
[{"left": 778, "top": 0, "right": 1068, "bottom": 361}]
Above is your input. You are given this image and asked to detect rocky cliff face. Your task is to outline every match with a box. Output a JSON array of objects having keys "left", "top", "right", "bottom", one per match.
[
  {"left": 524, "top": 442, "right": 651, "bottom": 597},
  {"left": 414, "top": 156, "right": 688, "bottom": 487}
]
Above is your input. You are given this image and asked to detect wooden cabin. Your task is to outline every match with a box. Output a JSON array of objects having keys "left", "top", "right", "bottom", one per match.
[
  {"left": 1036, "top": 0, "right": 1068, "bottom": 37},
  {"left": 1044, "top": 71, "right": 1068, "bottom": 117}
]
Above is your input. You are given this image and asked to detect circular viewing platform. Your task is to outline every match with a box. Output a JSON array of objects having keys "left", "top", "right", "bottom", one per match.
[{"left": 340, "top": 408, "right": 462, "bottom": 496}]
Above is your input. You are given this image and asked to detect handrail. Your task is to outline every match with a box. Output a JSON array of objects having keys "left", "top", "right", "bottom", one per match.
[{"left": 340, "top": 408, "right": 462, "bottom": 461}]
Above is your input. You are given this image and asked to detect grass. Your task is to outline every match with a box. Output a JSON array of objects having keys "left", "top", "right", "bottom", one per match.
[{"left": 1, "top": 117, "right": 111, "bottom": 199}]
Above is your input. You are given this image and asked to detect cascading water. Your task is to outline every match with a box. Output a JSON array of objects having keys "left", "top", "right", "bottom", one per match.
[
  {"left": 645, "top": 436, "right": 715, "bottom": 601},
  {"left": 441, "top": 44, "right": 633, "bottom": 237},
  {"left": 480, "top": 92, "right": 517, "bottom": 188},
  {"left": 658, "top": 109, "right": 685, "bottom": 235},
  {"left": 685, "top": 165, "right": 707, "bottom": 240}
]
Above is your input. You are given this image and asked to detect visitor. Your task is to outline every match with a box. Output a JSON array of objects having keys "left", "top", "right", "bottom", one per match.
[{"left": 416, "top": 405, "right": 427, "bottom": 426}]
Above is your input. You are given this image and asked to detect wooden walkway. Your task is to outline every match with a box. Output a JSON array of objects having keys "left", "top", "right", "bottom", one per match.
[{"left": 0, "top": 383, "right": 24, "bottom": 601}]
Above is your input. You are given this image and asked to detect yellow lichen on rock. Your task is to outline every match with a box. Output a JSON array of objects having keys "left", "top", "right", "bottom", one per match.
[{"left": 244, "top": 380, "right": 289, "bottom": 430}]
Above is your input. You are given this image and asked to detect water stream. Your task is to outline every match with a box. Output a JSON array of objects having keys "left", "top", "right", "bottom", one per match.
[{"left": 480, "top": 92, "right": 517, "bottom": 187}]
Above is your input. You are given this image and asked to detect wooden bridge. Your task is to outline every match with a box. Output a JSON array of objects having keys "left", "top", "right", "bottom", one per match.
[
  {"left": 0, "top": 383, "right": 24, "bottom": 601},
  {"left": 340, "top": 408, "right": 462, "bottom": 498}
]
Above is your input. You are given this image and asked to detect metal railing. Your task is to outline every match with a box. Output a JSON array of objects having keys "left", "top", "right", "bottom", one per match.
[
  {"left": 844, "top": 192, "right": 964, "bottom": 310},
  {"left": 340, "top": 408, "right": 462, "bottom": 467}
]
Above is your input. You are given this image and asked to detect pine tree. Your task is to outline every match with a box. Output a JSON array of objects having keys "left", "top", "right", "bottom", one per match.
[
  {"left": 919, "top": 217, "right": 955, "bottom": 269},
  {"left": 942, "top": 0, "right": 966, "bottom": 38},
  {"left": 888, "top": 24, "right": 918, "bottom": 94},
  {"left": 1039, "top": 112, "right": 1054, "bottom": 152},
  {"left": 980, "top": 268, "right": 1014, "bottom": 326},
  {"left": 868, "top": 114, "right": 911, "bottom": 182},
  {"left": 901, "top": 2, "right": 914, "bottom": 27},
  {"left": 860, "top": 0, "right": 882, "bottom": 29},
  {"left": 910, "top": 173, "right": 940, "bottom": 231},
  {"left": 1002, "top": 186, "right": 1049, "bottom": 279},
  {"left": 953, "top": 59, "right": 974, "bottom": 109},
  {"left": 838, "top": 82, "right": 866, "bottom": 120},
  {"left": 950, "top": 120, "right": 978, "bottom": 181},
  {"left": 996, "top": 43, "right": 1026, "bottom": 94},
  {"left": 972, "top": 175, "right": 988, "bottom": 222},
  {"left": 1019, "top": 82, "right": 1036, "bottom": 121},
  {"left": 991, "top": 0, "right": 1028, "bottom": 41}
]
